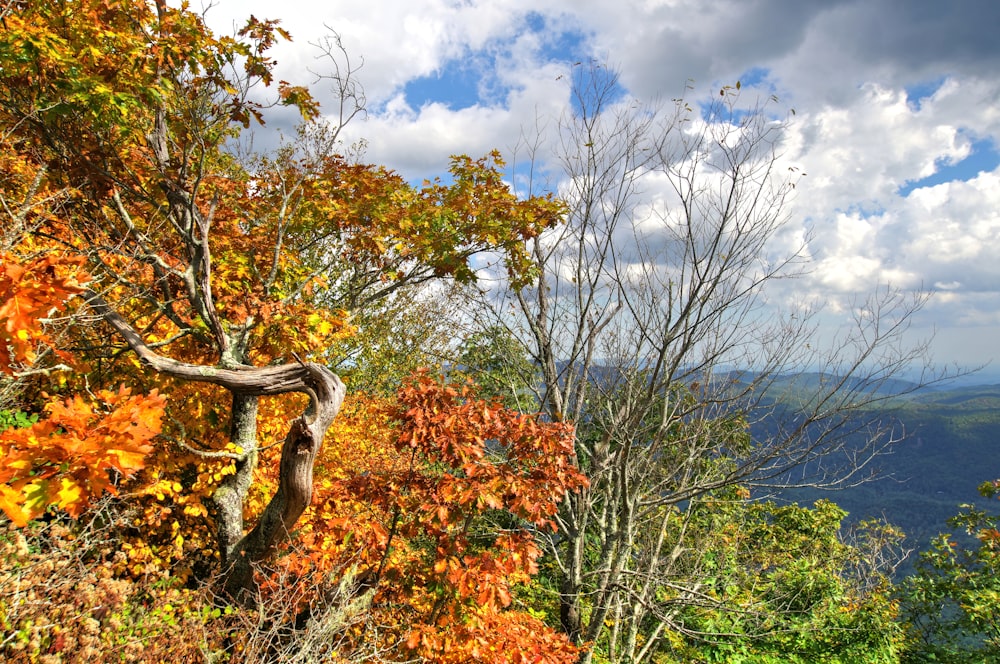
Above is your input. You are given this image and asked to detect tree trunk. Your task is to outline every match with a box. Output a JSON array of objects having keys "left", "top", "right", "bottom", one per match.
[
  {"left": 222, "top": 363, "right": 344, "bottom": 602},
  {"left": 213, "top": 392, "right": 259, "bottom": 563},
  {"left": 559, "top": 493, "right": 587, "bottom": 648},
  {"left": 84, "top": 291, "right": 347, "bottom": 603},
  {"left": 560, "top": 577, "right": 583, "bottom": 644}
]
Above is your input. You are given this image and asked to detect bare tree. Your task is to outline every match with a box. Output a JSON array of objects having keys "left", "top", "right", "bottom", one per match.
[{"left": 475, "top": 63, "right": 942, "bottom": 663}]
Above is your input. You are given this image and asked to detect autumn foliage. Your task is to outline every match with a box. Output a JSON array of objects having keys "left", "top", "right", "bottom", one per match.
[
  {"left": 0, "top": 253, "right": 87, "bottom": 373},
  {"left": 0, "top": 385, "right": 164, "bottom": 527},
  {"left": 305, "top": 373, "right": 585, "bottom": 662},
  {"left": 0, "top": 1, "right": 584, "bottom": 661},
  {"left": 0, "top": 1, "right": 967, "bottom": 663},
  {"left": 0, "top": 251, "right": 165, "bottom": 527}
]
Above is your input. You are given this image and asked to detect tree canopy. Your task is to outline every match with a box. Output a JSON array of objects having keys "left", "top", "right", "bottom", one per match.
[{"left": 0, "top": 1, "right": 577, "bottom": 660}]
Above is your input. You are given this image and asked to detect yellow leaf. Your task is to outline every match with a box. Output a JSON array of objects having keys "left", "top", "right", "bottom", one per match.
[
  {"left": 0, "top": 485, "right": 30, "bottom": 527},
  {"left": 56, "top": 477, "right": 83, "bottom": 508}
]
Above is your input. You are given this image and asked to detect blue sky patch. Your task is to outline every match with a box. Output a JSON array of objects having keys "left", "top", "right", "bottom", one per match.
[
  {"left": 524, "top": 11, "right": 589, "bottom": 64},
  {"left": 400, "top": 12, "right": 589, "bottom": 113},
  {"left": 905, "top": 76, "right": 948, "bottom": 111},
  {"left": 898, "top": 137, "right": 1000, "bottom": 196},
  {"left": 736, "top": 66, "right": 773, "bottom": 91},
  {"left": 695, "top": 68, "right": 779, "bottom": 125},
  {"left": 403, "top": 55, "right": 497, "bottom": 110},
  {"left": 567, "top": 59, "right": 630, "bottom": 118}
]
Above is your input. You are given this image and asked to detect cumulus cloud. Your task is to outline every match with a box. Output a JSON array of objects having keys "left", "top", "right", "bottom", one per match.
[
  {"left": 200, "top": 0, "right": 1000, "bottom": 370},
  {"left": 774, "top": 78, "right": 1000, "bottom": 348}
]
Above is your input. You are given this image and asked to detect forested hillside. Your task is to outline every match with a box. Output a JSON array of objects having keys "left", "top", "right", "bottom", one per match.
[{"left": 781, "top": 383, "right": 1000, "bottom": 561}]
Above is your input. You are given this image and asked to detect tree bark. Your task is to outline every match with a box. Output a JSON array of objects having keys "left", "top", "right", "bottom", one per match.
[
  {"left": 560, "top": 578, "right": 582, "bottom": 644},
  {"left": 83, "top": 290, "right": 347, "bottom": 602},
  {"left": 214, "top": 393, "right": 259, "bottom": 563},
  {"left": 84, "top": 290, "right": 328, "bottom": 397},
  {"left": 223, "top": 363, "right": 344, "bottom": 601}
]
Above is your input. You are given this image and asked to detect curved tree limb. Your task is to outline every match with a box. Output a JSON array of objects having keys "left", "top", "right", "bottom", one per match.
[
  {"left": 222, "top": 362, "right": 345, "bottom": 601},
  {"left": 82, "top": 288, "right": 347, "bottom": 602},
  {"left": 83, "top": 289, "right": 327, "bottom": 396}
]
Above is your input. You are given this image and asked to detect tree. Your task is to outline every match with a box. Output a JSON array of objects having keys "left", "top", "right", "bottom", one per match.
[
  {"left": 456, "top": 324, "right": 537, "bottom": 409},
  {"left": 660, "top": 497, "right": 905, "bottom": 663},
  {"left": 0, "top": 0, "right": 563, "bottom": 607},
  {"left": 473, "top": 62, "right": 940, "bottom": 662},
  {"left": 0, "top": 251, "right": 165, "bottom": 526},
  {"left": 898, "top": 479, "right": 1000, "bottom": 663},
  {"left": 295, "top": 372, "right": 585, "bottom": 663}
]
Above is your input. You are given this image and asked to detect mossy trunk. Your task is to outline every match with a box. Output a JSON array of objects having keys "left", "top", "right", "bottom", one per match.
[{"left": 213, "top": 392, "right": 259, "bottom": 565}]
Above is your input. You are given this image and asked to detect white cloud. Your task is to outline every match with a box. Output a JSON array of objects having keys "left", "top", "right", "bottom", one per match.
[
  {"left": 349, "top": 101, "right": 510, "bottom": 176},
  {"left": 782, "top": 83, "right": 975, "bottom": 219},
  {"left": 198, "top": 0, "right": 1000, "bottom": 369},
  {"left": 901, "top": 172, "right": 1000, "bottom": 287}
]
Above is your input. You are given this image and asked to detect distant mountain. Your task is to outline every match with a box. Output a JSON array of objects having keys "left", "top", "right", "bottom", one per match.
[
  {"left": 759, "top": 372, "right": 927, "bottom": 398},
  {"left": 550, "top": 362, "right": 998, "bottom": 573},
  {"left": 776, "top": 383, "right": 1000, "bottom": 575},
  {"left": 905, "top": 382, "right": 1000, "bottom": 407}
]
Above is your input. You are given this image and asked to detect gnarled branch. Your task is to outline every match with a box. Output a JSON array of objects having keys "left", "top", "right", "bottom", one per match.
[{"left": 82, "top": 288, "right": 347, "bottom": 602}]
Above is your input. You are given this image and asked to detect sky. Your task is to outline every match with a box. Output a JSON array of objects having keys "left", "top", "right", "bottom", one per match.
[{"left": 201, "top": 0, "right": 1000, "bottom": 381}]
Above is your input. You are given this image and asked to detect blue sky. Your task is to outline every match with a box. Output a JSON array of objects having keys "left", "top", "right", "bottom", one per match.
[
  {"left": 897, "top": 137, "right": 999, "bottom": 196},
  {"left": 205, "top": 0, "right": 1000, "bottom": 380}
]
